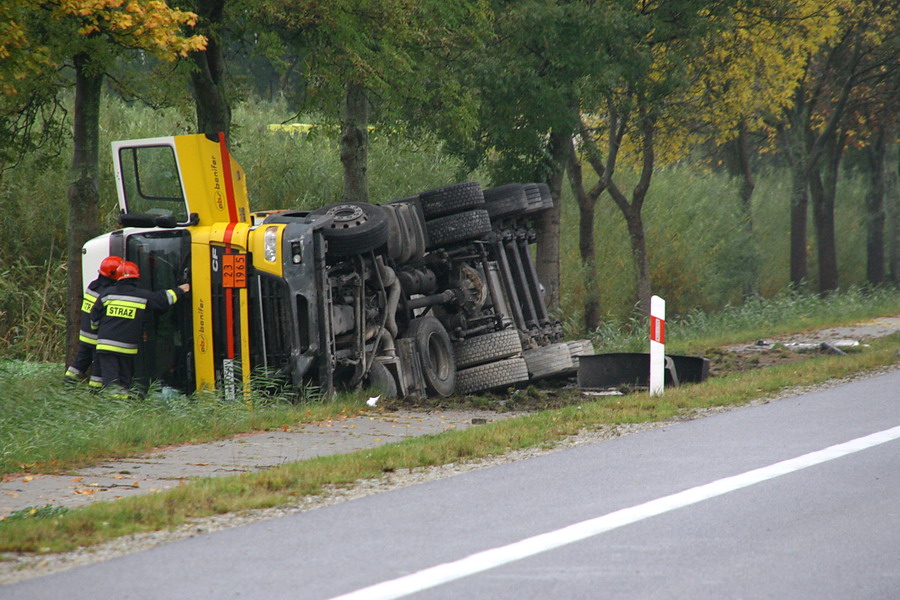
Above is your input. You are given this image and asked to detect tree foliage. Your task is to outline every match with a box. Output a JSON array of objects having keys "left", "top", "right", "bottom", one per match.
[{"left": 1, "top": 0, "right": 207, "bottom": 360}]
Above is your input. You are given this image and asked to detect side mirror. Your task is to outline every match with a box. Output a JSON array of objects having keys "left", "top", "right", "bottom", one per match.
[{"left": 118, "top": 213, "right": 180, "bottom": 228}]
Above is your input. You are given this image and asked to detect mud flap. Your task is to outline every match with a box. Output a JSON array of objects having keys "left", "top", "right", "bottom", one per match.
[{"left": 395, "top": 337, "right": 427, "bottom": 400}]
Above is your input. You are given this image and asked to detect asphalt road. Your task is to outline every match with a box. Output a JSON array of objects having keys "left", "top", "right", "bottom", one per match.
[{"left": 4, "top": 369, "right": 899, "bottom": 600}]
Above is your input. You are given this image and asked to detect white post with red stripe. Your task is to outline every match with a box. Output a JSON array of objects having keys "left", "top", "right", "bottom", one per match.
[{"left": 649, "top": 295, "right": 665, "bottom": 397}]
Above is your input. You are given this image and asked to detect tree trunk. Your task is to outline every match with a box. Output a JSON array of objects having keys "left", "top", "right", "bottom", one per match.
[
  {"left": 809, "top": 133, "right": 843, "bottom": 293},
  {"left": 725, "top": 121, "right": 758, "bottom": 295},
  {"left": 778, "top": 93, "right": 813, "bottom": 288},
  {"left": 535, "top": 130, "right": 566, "bottom": 313},
  {"left": 809, "top": 172, "right": 838, "bottom": 293},
  {"left": 885, "top": 120, "right": 899, "bottom": 284},
  {"left": 600, "top": 101, "right": 654, "bottom": 316},
  {"left": 66, "top": 53, "right": 103, "bottom": 363},
  {"left": 190, "top": 0, "right": 231, "bottom": 140},
  {"left": 565, "top": 136, "right": 603, "bottom": 331},
  {"left": 787, "top": 160, "right": 810, "bottom": 286},
  {"left": 864, "top": 125, "right": 887, "bottom": 285},
  {"left": 340, "top": 81, "right": 369, "bottom": 204},
  {"left": 607, "top": 178, "right": 652, "bottom": 316},
  {"left": 613, "top": 197, "right": 652, "bottom": 316}
]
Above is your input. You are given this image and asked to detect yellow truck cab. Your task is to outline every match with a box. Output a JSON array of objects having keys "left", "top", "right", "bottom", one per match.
[{"left": 83, "top": 133, "right": 334, "bottom": 398}]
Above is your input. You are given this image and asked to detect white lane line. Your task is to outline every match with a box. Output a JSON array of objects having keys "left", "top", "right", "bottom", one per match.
[{"left": 328, "top": 425, "right": 900, "bottom": 600}]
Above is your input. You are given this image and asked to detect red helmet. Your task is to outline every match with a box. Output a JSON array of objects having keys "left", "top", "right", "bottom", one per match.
[
  {"left": 98, "top": 256, "right": 124, "bottom": 278},
  {"left": 115, "top": 261, "right": 141, "bottom": 281}
]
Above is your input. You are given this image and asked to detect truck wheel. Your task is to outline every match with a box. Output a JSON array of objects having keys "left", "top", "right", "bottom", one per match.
[
  {"left": 402, "top": 316, "right": 456, "bottom": 397},
  {"left": 365, "top": 360, "right": 398, "bottom": 399},
  {"left": 419, "top": 182, "right": 484, "bottom": 219},
  {"left": 483, "top": 184, "right": 528, "bottom": 219},
  {"left": 456, "top": 357, "right": 530, "bottom": 395},
  {"left": 453, "top": 329, "right": 522, "bottom": 369},
  {"left": 425, "top": 209, "right": 492, "bottom": 249},
  {"left": 311, "top": 202, "right": 389, "bottom": 257},
  {"left": 523, "top": 342, "right": 574, "bottom": 380}
]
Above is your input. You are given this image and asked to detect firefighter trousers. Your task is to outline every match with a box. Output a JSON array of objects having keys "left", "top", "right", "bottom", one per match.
[
  {"left": 65, "top": 342, "right": 103, "bottom": 388},
  {"left": 95, "top": 350, "right": 134, "bottom": 392}
]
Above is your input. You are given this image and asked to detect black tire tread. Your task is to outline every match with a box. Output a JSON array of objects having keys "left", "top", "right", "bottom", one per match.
[
  {"left": 426, "top": 209, "right": 492, "bottom": 249},
  {"left": 453, "top": 329, "right": 523, "bottom": 370},
  {"left": 523, "top": 342, "right": 574, "bottom": 380},
  {"left": 456, "top": 357, "right": 530, "bottom": 395},
  {"left": 419, "top": 182, "right": 484, "bottom": 218},
  {"left": 483, "top": 183, "right": 528, "bottom": 219}
]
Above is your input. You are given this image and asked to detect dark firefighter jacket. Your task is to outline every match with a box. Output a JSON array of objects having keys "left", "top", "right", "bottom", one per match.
[
  {"left": 78, "top": 274, "right": 117, "bottom": 345},
  {"left": 90, "top": 280, "right": 186, "bottom": 355}
]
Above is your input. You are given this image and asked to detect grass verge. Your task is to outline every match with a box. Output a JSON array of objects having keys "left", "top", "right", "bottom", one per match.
[
  {"left": 1, "top": 333, "right": 898, "bottom": 554},
  {"left": 0, "top": 363, "right": 370, "bottom": 475}
]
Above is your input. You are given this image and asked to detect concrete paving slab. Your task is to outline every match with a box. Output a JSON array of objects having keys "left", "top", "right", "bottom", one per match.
[{"left": 0, "top": 409, "right": 514, "bottom": 518}]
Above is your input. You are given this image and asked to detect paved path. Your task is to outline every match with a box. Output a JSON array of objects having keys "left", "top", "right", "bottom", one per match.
[{"left": 0, "top": 410, "right": 512, "bottom": 518}]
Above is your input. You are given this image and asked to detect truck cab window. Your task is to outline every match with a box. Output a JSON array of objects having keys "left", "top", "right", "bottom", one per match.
[{"left": 119, "top": 145, "right": 189, "bottom": 223}]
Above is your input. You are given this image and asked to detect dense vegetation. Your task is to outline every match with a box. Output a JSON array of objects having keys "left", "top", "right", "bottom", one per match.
[
  {"left": 1, "top": 0, "right": 897, "bottom": 363},
  {"left": 0, "top": 97, "right": 895, "bottom": 363}
]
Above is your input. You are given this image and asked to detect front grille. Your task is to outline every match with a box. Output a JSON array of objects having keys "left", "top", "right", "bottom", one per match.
[{"left": 249, "top": 274, "right": 293, "bottom": 376}]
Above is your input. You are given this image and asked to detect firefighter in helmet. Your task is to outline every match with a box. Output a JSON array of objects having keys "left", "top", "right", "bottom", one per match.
[
  {"left": 90, "top": 261, "right": 190, "bottom": 397},
  {"left": 64, "top": 255, "right": 123, "bottom": 389}
]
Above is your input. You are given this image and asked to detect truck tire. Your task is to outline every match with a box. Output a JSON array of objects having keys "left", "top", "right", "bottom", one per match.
[
  {"left": 425, "top": 209, "right": 492, "bottom": 249},
  {"left": 523, "top": 342, "right": 574, "bottom": 380},
  {"left": 365, "top": 360, "right": 398, "bottom": 399},
  {"left": 566, "top": 339, "right": 595, "bottom": 374},
  {"left": 456, "top": 357, "right": 530, "bottom": 395},
  {"left": 419, "top": 182, "right": 484, "bottom": 218},
  {"left": 483, "top": 184, "right": 528, "bottom": 219},
  {"left": 453, "top": 328, "right": 523, "bottom": 370},
  {"left": 402, "top": 316, "right": 456, "bottom": 397},
  {"left": 311, "top": 202, "right": 389, "bottom": 257}
]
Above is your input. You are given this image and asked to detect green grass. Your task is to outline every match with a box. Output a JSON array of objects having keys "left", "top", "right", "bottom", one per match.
[
  {"left": 0, "top": 362, "right": 370, "bottom": 475},
  {"left": 1, "top": 332, "right": 898, "bottom": 554},
  {"left": 2, "top": 287, "right": 897, "bottom": 476}
]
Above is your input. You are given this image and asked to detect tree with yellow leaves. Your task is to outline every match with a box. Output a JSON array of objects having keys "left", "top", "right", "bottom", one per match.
[
  {"left": 766, "top": 0, "right": 898, "bottom": 292},
  {"left": 570, "top": 0, "right": 850, "bottom": 321},
  {"left": 1, "top": 0, "right": 205, "bottom": 359}
]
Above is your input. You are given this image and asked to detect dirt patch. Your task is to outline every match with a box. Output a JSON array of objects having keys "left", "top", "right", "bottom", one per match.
[{"left": 707, "top": 315, "right": 900, "bottom": 377}]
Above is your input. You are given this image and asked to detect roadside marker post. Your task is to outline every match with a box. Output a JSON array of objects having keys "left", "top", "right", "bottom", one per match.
[{"left": 649, "top": 295, "right": 665, "bottom": 396}]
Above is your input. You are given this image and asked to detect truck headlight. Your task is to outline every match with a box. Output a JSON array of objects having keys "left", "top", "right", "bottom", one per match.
[{"left": 264, "top": 226, "right": 278, "bottom": 262}]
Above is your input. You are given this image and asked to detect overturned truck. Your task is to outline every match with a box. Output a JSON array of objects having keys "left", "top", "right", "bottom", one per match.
[{"left": 82, "top": 133, "right": 593, "bottom": 399}]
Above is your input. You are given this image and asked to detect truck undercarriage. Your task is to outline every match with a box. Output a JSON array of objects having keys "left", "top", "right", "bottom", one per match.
[{"left": 82, "top": 134, "right": 592, "bottom": 400}]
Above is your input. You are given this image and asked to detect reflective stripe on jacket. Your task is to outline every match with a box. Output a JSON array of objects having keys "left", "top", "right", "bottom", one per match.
[
  {"left": 90, "top": 280, "right": 186, "bottom": 355},
  {"left": 78, "top": 275, "right": 116, "bottom": 345}
]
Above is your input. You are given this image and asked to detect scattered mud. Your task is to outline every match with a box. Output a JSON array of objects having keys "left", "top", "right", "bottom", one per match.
[{"left": 707, "top": 315, "right": 900, "bottom": 377}]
